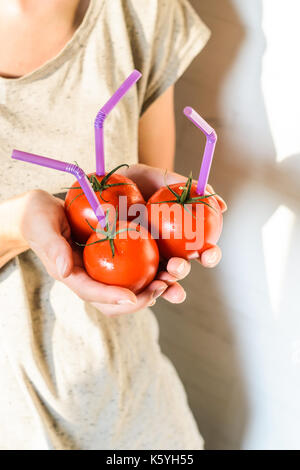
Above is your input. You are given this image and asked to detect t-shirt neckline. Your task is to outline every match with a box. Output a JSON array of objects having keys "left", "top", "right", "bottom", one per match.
[{"left": 0, "top": 0, "right": 104, "bottom": 86}]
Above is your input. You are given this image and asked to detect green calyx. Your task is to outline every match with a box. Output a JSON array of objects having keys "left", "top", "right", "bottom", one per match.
[
  {"left": 88, "top": 164, "right": 132, "bottom": 202},
  {"left": 75, "top": 209, "right": 137, "bottom": 257},
  {"left": 64, "top": 163, "right": 132, "bottom": 208},
  {"left": 150, "top": 171, "right": 217, "bottom": 215}
]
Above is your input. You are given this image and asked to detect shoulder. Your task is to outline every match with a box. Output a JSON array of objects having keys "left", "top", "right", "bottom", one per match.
[
  {"left": 100, "top": 0, "right": 189, "bottom": 37},
  {"left": 117, "top": 0, "right": 161, "bottom": 37}
]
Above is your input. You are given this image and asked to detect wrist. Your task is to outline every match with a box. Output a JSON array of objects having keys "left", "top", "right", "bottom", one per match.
[{"left": 0, "top": 193, "right": 30, "bottom": 255}]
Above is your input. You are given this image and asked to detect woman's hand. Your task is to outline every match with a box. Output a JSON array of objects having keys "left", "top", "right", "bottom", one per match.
[
  {"left": 119, "top": 163, "right": 228, "bottom": 304},
  {"left": 1, "top": 189, "right": 170, "bottom": 315}
]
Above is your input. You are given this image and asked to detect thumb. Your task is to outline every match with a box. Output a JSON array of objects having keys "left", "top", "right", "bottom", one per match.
[{"left": 43, "top": 233, "right": 74, "bottom": 279}]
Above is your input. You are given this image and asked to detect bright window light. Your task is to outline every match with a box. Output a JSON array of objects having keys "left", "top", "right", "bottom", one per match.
[
  {"left": 261, "top": 0, "right": 300, "bottom": 162},
  {"left": 262, "top": 205, "right": 295, "bottom": 318}
]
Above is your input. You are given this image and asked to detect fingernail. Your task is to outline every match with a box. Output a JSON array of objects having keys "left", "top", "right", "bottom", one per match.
[
  {"left": 117, "top": 299, "right": 136, "bottom": 305},
  {"left": 149, "top": 299, "right": 156, "bottom": 307},
  {"left": 187, "top": 251, "right": 199, "bottom": 260},
  {"left": 56, "top": 255, "right": 68, "bottom": 278},
  {"left": 153, "top": 286, "right": 167, "bottom": 299},
  {"left": 206, "top": 252, "right": 219, "bottom": 265},
  {"left": 174, "top": 290, "right": 187, "bottom": 304},
  {"left": 176, "top": 260, "right": 186, "bottom": 274}
]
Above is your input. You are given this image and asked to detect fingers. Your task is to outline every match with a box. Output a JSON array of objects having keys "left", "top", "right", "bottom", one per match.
[
  {"left": 198, "top": 245, "right": 222, "bottom": 268},
  {"left": 206, "top": 184, "right": 227, "bottom": 213},
  {"left": 206, "top": 184, "right": 215, "bottom": 194},
  {"left": 157, "top": 274, "right": 187, "bottom": 304},
  {"left": 63, "top": 265, "right": 138, "bottom": 305},
  {"left": 155, "top": 275, "right": 187, "bottom": 303},
  {"left": 20, "top": 190, "right": 74, "bottom": 278},
  {"left": 160, "top": 282, "right": 186, "bottom": 304},
  {"left": 156, "top": 257, "right": 190, "bottom": 304},
  {"left": 30, "top": 228, "right": 74, "bottom": 279},
  {"left": 187, "top": 251, "right": 200, "bottom": 260},
  {"left": 45, "top": 234, "right": 74, "bottom": 278},
  {"left": 156, "top": 271, "right": 178, "bottom": 283},
  {"left": 215, "top": 195, "right": 227, "bottom": 212},
  {"left": 91, "top": 280, "right": 168, "bottom": 316},
  {"left": 154, "top": 257, "right": 191, "bottom": 304},
  {"left": 166, "top": 257, "right": 191, "bottom": 279}
]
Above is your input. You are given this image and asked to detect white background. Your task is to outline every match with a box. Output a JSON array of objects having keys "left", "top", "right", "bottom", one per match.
[{"left": 154, "top": 0, "right": 300, "bottom": 450}]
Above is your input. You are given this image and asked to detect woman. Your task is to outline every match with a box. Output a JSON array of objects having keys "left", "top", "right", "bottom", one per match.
[{"left": 0, "top": 0, "right": 226, "bottom": 449}]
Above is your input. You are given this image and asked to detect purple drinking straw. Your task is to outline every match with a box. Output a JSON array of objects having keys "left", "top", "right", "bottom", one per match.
[
  {"left": 183, "top": 107, "right": 217, "bottom": 196},
  {"left": 11, "top": 149, "right": 106, "bottom": 228},
  {"left": 95, "top": 69, "right": 142, "bottom": 176}
]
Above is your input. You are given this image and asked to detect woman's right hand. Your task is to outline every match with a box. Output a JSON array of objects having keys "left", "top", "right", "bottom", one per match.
[{"left": 1, "top": 189, "right": 170, "bottom": 314}]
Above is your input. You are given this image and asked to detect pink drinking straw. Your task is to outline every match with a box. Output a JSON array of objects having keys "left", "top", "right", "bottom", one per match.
[
  {"left": 183, "top": 107, "right": 217, "bottom": 196},
  {"left": 11, "top": 149, "right": 107, "bottom": 228},
  {"left": 94, "top": 69, "right": 142, "bottom": 176}
]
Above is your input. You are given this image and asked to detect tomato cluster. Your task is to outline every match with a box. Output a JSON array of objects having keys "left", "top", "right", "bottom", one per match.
[{"left": 65, "top": 166, "right": 223, "bottom": 293}]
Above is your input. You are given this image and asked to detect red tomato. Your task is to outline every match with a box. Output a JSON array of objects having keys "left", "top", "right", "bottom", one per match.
[
  {"left": 147, "top": 179, "right": 223, "bottom": 260},
  {"left": 65, "top": 166, "right": 145, "bottom": 243},
  {"left": 83, "top": 221, "right": 159, "bottom": 294}
]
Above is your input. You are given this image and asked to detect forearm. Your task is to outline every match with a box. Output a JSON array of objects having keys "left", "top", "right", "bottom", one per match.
[
  {"left": 0, "top": 194, "right": 29, "bottom": 268},
  {"left": 138, "top": 85, "right": 176, "bottom": 172}
]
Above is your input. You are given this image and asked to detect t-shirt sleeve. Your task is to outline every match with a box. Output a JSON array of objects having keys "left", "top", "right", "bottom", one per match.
[{"left": 141, "top": 0, "right": 211, "bottom": 115}]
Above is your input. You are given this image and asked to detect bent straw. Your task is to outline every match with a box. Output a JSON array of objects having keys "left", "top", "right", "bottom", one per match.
[
  {"left": 11, "top": 149, "right": 106, "bottom": 227},
  {"left": 183, "top": 107, "right": 217, "bottom": 196},
  {"left": 95, "top": 69, "right": 142, "bottom": 176}
]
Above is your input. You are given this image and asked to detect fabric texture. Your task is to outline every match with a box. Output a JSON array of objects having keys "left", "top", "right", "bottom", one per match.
[{"left": 0, "top": 0, "right": 210, "bottom": 450}]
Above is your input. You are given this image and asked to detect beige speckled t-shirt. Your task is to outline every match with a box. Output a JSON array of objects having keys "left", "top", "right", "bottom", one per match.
[{"left": 0, "top": 0, "right": 210, "bottom": 450}]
